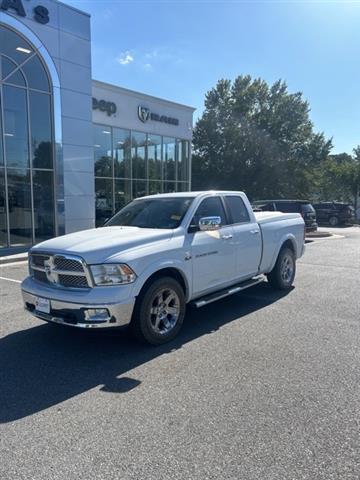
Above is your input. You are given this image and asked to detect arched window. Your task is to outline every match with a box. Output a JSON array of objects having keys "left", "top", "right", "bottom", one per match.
[{"left": 0, "top": 24, "right": 55, "bottom": 249}]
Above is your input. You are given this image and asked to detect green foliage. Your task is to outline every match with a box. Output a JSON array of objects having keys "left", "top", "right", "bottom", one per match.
[
  {"left": 192, "top": 75, "right": 332, "bottom": 200},
  {"left": 315, "top": 150, "right": 360, "bottom": 207}
]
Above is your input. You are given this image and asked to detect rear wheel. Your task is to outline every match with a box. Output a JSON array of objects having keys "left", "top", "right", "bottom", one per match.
[
  {"left": 329, "top": 216, "right": 339, "bottom": 227},
  {"left": 131, "top": 277, "right": 186, "bottom": 345},
  {"left": 267, "top": 247, "right": 296, "bottom": 290}
]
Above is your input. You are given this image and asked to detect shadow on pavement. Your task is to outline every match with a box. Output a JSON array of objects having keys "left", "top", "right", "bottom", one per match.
[{"left": 0, "top": 283, "right": 291, "bottom": 423}]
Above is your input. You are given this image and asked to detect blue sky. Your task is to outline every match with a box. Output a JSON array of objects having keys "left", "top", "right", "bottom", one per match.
[{"left": 66, "top": 0, "right": 360, "bottom": 154}]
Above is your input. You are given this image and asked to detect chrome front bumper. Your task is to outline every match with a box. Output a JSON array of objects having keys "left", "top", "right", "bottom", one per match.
[{"left": 22, "top": 290, "right": 135, "bottom": 329}]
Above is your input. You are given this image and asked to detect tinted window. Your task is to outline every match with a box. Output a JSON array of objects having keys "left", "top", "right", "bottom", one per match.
[
  {"left": 275, "top": 202, "right": 300, "bottom": 213},
  {"left": 253, "top": 202, "right": 275, "bottom": 211},
  {"left": 106, "top": 197, "right": 194, "bottom": 229},
  {"left": 225, "top": 196, "right": 250, "bottom": 223},
  {"left": 301, "top": 204, "right": 315, "bottom": 213},
  {"left": 192, "top": 197, "right": 227, "bottom": 226}
]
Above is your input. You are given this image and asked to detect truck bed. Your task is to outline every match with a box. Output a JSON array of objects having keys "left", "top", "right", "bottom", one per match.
[{"left": 254, "top": 211, "right": 305, "bottom": 273}]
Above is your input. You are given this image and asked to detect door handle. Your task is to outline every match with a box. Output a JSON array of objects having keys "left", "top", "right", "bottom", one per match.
[
  {"left": 250, "top": 229, "right": 260, "bottom": 235},
  {"left": 221, "top": 234, "right": 233, "bottom": 240}
]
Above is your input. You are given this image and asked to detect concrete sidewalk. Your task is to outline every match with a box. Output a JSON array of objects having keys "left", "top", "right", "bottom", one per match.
[{"left": 0, "top": 252, "right": 28, "bottom": 266}]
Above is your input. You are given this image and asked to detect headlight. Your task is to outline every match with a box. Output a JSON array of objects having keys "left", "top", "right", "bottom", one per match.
[{"left": 90, "top": 264, "right": 136, "bottom": 286}]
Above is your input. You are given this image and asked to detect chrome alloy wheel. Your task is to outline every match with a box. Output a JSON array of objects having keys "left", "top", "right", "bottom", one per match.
[
  {"left": 149, "top": 288, "right": 180, "bottom": 335},
  {"left": 280, "top": 253, "right": 294, "bottom": 284}
]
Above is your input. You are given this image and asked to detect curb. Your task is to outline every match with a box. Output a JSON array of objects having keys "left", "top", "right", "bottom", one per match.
[
  {"left": 0, "top": 253, "right": 28, "bottom": 266},
  {"left": 306, "top": 232, "right": 333, "bottom": 239}
]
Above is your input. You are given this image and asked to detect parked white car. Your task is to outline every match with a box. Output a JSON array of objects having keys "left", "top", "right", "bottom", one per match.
[{"left": 22, "top": 191, "right": 305, "bottom": 344}]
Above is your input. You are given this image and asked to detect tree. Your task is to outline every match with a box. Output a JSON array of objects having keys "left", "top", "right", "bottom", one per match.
[
  {"left": 315, "top": 150, "right": 360, "bottom": 208},
  {"left": 192, "top": 75, "right": 332, "bottom": 200}
]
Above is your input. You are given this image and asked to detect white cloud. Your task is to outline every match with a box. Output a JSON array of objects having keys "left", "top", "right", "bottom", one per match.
[
  {"left": 143, "top": 63, "right": 153, "bottom": 71},
  {"left": 117, "top": 51, "right": 134, "bottom": 65}
]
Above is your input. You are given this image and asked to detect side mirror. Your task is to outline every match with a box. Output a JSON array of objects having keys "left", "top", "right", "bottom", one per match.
[{"left": 199, "top": 216, "right": 221, "bottom": 231}]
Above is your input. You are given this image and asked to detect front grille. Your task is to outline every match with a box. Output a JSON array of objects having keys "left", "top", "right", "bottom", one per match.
[
  {"left": 30, "top": 253, "right": 90, "bottom": 289},
  {"left": 54, "top": 257, "right": 84, "bottom": 272},
  {"left": 34, "top": 270, "right": 48, "bottom": 283},
  {"left": 58, "top": 274, "right": 89, "bottom": 288},
  {"left": 32, "top": 255, "right": 50, "bottom": 267}
]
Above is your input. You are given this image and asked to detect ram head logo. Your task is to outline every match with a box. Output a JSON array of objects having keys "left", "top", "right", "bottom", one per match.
[{"left": 138, "top": 106, "right": 150, "bottom": 123}]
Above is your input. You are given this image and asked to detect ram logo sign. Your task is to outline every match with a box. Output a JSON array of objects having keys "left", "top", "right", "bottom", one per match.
[
  {"left": 138, "top": 106, "right": 151, "bottom": 123},
  {"left": 137, "top": 105, "right": 179, "bottom": 126}
]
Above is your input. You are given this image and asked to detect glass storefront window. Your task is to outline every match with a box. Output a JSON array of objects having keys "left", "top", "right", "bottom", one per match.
[
  {"left": 113, "top": 128, "right": 131, "bottom": 178},
  {"left": 177, "top": 182, "right": 190, "bottom": 192},
  {"left": 0, "top": 27, "right": 34, "bottom": 65},
  {"left": 163, "top": 137, "right": 176, "bottom": 181},
  {"left": 132, "top": 131, "right": 146, "bottom": 179},
  {"left": 0, "top": 94, "right": 3, "bottom": 167},
  {"left": 22, "top": 55, "right": 50, "bottom": 92},
  {"left": 33, "top": 170, "right": 55, "bottom": 242},
  {"left": 164, "top": 181, "right": 177, "bottom": 193},
  {"left": 94, "top": 124, "right": 191, "bottom": 227},
  {"left": 115, "top": 179, "right": 131, "bottom": 212},
  {"left": 133, "top": 179, "right": 147, "bottom": 198},
  {"left": 177, "top": 140, "right": 190, "bottom": 182},
  {"left": 7, "top": 169, "right": 32, "bottom": 247},
  {"left": 148, "top": 134, "right": 162, "bottom": 180},
  {"left": 94, "top": 125, "right": 112, "bottom": 177},
  {"left": 0, "top": 25, "right": 55, "bottom": 251},
  {"left": 149, "top": 180, "right": 162, "bottom": 195},
  {"left": 30, "top": 91, "right": 53, "bottom": 169},
  {"left": 3, "top": 85, "right": 29, "bottom": 169},
  {"left": 0, "top": 169, "right": 7, "bottom": 247},
  {"left": 95, "top": 178, "right": 113, "bottom": 227}
]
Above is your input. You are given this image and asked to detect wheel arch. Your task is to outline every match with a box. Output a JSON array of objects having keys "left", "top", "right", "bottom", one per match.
[
  {"left": 133, "top": 266, "right": 190, "bottom": 302},
  {"left": 268, "top": 235, "right": 298, "bottom": 272}
]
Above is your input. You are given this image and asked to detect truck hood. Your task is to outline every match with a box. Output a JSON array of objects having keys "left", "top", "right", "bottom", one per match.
[{"left": 31, "top": 227, "right": 173, "bottom": 264}]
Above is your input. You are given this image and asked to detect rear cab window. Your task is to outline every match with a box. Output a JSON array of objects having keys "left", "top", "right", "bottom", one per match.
[{"left": 224, "top": 196, "right": 250, "bottom": 224}]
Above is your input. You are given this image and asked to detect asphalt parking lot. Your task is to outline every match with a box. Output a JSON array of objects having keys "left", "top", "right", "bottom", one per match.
[{"left": 0, "top": 226, "right": 359, "bottom": 480}]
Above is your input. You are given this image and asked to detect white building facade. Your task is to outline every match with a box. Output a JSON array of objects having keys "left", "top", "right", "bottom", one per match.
[{"left": 0, "top": 0, "right": 194, "bottom": 254}]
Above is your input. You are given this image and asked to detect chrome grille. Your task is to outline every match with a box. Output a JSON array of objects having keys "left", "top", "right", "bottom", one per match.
[
  {"left": 54, "top": 257, "right": 84, "bottom": 272},
  {"left": 58, "top": 274, "right": 89, "bottom": 288},
  {"left": 30, "top": 253, "right": 91, "bottom": 289},
  {"left": 34, "top": 270, "right": 48, "bottom": 283},
  {"left": 32, "top": 254, "right": 50, "bottom": 267}
]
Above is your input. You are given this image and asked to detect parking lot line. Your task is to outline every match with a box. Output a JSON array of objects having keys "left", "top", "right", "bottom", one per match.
[
  {"left": 0, "top": 261, "right": 28, "bottom": 267},
  {"left": 0, "top": 276, "right": 22, "bottom": 284}
]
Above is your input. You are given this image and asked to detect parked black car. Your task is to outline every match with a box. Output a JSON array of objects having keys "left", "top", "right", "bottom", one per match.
[
  {"left": 252, "top": 200, "right": 318, "bottom": 232},
  {"left": 312, "top": 202, "right": 355, "bottom": 226}
]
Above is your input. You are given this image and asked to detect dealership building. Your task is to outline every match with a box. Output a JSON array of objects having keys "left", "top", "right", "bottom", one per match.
[{"left": 0, "top": 0, "right": 194, "bottom": 255}]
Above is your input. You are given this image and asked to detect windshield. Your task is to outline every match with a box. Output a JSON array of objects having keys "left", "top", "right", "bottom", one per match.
[{"left": 105, "top": 197, "right": 195, "bottom": 229}]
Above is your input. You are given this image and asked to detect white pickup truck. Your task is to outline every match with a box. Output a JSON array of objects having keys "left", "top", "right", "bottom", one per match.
[{"left": 22, "top": 191, "right": 305, "bottom": 344}]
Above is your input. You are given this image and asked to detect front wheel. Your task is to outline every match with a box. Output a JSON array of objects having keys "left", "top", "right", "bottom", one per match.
[
  {"left": 131, "top": 277, "right": 186, "bottom": 345},
  {"left": 267, "top": 247, "right": 296, "bottom": 290},
  {"left": 329, "top": 216, "right": 339, "bottom": 227}
]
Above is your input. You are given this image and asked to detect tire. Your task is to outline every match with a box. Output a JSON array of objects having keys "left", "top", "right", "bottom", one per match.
[
  {"left": 267, "top": 247, "right": 296, "bottom": 290},
  {"left": 329, "top": 216, "right": 339, "bottom": 227},
  {"left": 131, "top": 276, "right": 186, "bottom": 345}
]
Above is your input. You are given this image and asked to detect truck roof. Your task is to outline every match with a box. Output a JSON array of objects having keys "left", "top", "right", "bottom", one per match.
[{"left": 138, "top": 190, "right": 246, "bottom": 200}]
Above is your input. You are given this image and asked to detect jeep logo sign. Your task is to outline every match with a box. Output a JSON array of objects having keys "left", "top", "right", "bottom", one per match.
[
  {"left": 0, "top": 0, "right": 50, "bottom": 24},
  {"left": 92, "top": 98, "right": 117, "bottom": 117}
]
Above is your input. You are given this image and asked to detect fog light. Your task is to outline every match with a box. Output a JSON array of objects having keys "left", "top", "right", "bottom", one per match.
[{"left": 84, "top": 308, "right": 110, "bottom": 322}]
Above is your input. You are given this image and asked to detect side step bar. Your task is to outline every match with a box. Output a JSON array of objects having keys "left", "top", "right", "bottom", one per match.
[{"left": 192, "top": 275, "right": 266, "bottom": 308}]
